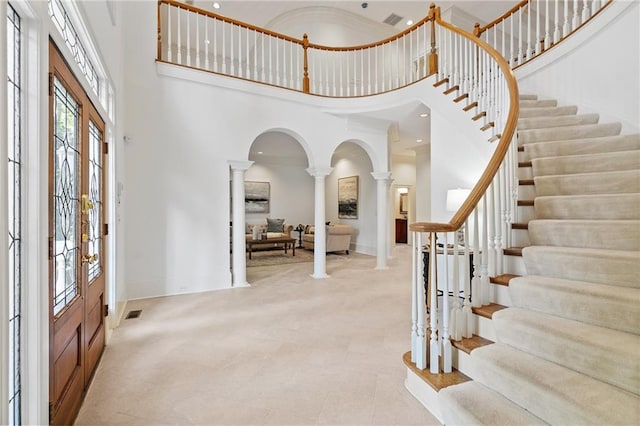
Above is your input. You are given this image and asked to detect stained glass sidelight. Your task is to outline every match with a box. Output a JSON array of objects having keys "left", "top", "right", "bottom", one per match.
[
  {"left": 53, "top": 77, "right": 80, "bottom": 316},
  {"left": 88, "top": 121, "right": 103, "bottom": 282},
  {"left": 7, "top": 3, "right": 22, "bottom": 424}
]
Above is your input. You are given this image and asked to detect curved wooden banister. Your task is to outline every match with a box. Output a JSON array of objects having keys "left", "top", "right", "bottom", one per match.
[
  {"left": 307, "top": 14, "right": 433, "bottom": 51},
  {"left": 474, "top": 0, "right": 528, "bottom": 36},
  {"left": 410, "top": 5, "right": 520, "bottom": 234}
]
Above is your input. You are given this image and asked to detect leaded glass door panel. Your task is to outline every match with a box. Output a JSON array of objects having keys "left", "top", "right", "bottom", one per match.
[{"left": 49, "top": 41, "right": 106, "bottom": 426}]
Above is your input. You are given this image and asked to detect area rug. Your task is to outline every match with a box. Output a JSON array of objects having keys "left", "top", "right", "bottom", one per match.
[{"left": 246, "top": 247, "right": 348, "bottom": 267}]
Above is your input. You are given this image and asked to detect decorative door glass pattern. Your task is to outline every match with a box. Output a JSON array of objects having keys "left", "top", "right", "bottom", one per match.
[
  {"left": 87, "top": 120, "right": 102, "bottom": 281},
  {"left": 7, "top": 3, "right": 22, "bottom": 424},
  {"left": 52, "top": 77, "right": 80, "bottom": 316},
  {"left": 48, "top": 0, "right": 99, "bottom": 96}
]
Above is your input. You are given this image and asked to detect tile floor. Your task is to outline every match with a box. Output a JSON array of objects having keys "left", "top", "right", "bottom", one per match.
[{"left": 76, "top": 246, "right": 439, "bottom": 425}]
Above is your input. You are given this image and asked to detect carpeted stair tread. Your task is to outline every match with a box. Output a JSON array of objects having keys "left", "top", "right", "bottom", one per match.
[
  {"left": 528, "top": 219, "right": 640, "bottom": 251},
  {"left": 522, "top": 246, "right": 640, "bottom": 288},
  {"left": 534, "top": 193, "right": 640, "bottom": 220},
  {"left": 523, "top": 134, "right": 640, "bottom": 160},
  {"left": 518, "top": 122, "right": 621, "bottom": 144},
  {"left": 439, "top": 381, "right": 546, "bottom": 426},
  {"left": 493, "top": 308, "right": 640, "bottom": 394},
  {"left": 519, "top": 105, "right": 578, "bottom": 118},
  {"left": 519, "top": 94, "right": 538, "bottom": 101},
  {"left": 517, "top": 113, "right": 599, "bottom": 130},
  {"left": 509, "top": 275, "right": 640, "bottom": 335},
  {"left": 531, "top": 149, "right": 640, "bottom": 176},
  {"left": 534, "top": 169, "right": 640, "bottom": 196},
  {"left": 519, "top": 99, "right": 557, "bottom": 108},
  {"left": 470, "top": 344, "right": 640, "bottom": 425}
]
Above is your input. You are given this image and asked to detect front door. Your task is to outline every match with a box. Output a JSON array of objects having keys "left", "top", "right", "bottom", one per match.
[{"left": 48, "top": 41, "right": 107, "bottom": 425}]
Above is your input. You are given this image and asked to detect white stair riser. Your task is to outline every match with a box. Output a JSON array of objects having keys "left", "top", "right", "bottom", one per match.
[
  {"left": 503, "top": 254, "right": 527, "bottom": 275},
  {"left": 517, "top": 114, "right": 599, "bottom": 130},
  {"left": 518, "top": 185, "right": 536, "bottom": 199},
  {"left": 517, "top": 206, "right": 536, "bottom": 223},
  {"left": 512, "top": 228, "right": 530, "bottom": 247},
  {"left": 518, "top": 167, "right": 533, "bottom": 180}
]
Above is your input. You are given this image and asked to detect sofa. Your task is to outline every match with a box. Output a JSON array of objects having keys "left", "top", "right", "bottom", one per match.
[
  {"left": 302, "top": 224, "right": 354, "bottom": 254},
  {"left": 245, "top": 219, "right": 293, "bottom": 242}
]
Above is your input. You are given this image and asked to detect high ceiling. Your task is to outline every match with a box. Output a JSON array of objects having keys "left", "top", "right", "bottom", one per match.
[{"left": 185, "top": 1, "right": 515, "bottom": 157}]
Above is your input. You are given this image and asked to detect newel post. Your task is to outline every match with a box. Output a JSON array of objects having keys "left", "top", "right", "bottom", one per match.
[
  {"left": 428, "top": 4, "right": 438, "bottom": 76},
  {"left": 302, "top": 33, "right": 310, "bottom": 93}
]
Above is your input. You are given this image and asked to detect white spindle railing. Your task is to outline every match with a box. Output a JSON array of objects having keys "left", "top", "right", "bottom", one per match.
[
  {"left": 409, "top": 5, "right": 519, "bottom": 375},
  {"left": 155, "top": 0, "right": 607, "bottom": 377},
  {"left": 474, "top": 0, "right": 611, "bottom": 68},
  {"left": 157, "top": 0, "right": 434, "bottom": 97}
]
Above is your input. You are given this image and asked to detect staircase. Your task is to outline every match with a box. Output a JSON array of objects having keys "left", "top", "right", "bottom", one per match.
[{"left": 439, "top": 96, "right": 640, "bottom": 424}]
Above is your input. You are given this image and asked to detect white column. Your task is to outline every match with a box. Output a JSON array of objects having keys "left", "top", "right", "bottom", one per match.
[
  {"left": 228, "top": 160, "right": 253, "bottom": 287},
  {"left": 307, "top": 167, "right": 333, "bottom": 279},
  {"left": 0, "top": 2, "right": 10, "bottom": 423},
  {"left": 386, "top": 179, "right": 395, "bottom": 259},
  {"left": 372, "top": 171, "right": 392, "bottom": 270}
]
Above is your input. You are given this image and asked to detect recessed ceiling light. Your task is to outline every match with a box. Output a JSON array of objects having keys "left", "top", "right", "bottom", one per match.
[
  {"left": 419, "top": 113, "right": 428, "bottom": 117},
  {"left": 205, "top": 39, "right": 210, "bottom": 44},
  {"left": 406, "top": 20, "right": 414, "bottom": 26},
  {"left": 257, "top": 151, "right": 263, "bottom": 154},
  {"left": 213, "top": 2, "right": 221, "bottom": 9},
  {"left": 416, "top": 139, "right": 423, "bottom": 143}
]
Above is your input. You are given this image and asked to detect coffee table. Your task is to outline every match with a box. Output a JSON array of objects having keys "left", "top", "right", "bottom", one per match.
[{"left": 246, "top": 237, "right": 296, "bottom": 260}]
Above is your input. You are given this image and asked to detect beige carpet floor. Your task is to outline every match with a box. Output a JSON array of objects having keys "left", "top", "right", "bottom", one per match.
[{"left": 75, "top": 245, "right": 437, "bottom": 425}]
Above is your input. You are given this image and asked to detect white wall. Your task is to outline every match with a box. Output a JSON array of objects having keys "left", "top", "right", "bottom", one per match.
[
  {"left": 121, "top": 1, "right": 393, "bottom": 299},
  {"left": 517, "top": 1, "right": 640, "bottom": 133},
  {"left": 328, "top": 143, "right": 377, "bottom": 255},
  {"left": 244, "top": 162, "right": 315, "bottom": 231}
]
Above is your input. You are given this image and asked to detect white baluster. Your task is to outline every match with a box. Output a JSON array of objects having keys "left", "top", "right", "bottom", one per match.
[
  {"left": 472, "top": 209, "right": 481, "bottom": 308},
  {"left": 195, "top": 13, "right": 200, "bottom": 67},
  {"left": 496, "top": 165, "right": 505, "bottom": 275},
  {"left": 442, "top": 232, "right": 452, "bottom": 373},
  {"left": 451, "top": 230, "right": 462, "bottom": 341},
  {"left": 518, "top": 7, "right": 524, "bottom": 64},
  {"left": 204, "top": 18, "right": 209, "bottom": 69},
  {"left": 167, "top": 5, "right": 172, "bottom": 62},
  {"left": 360, "top": 50, "right": 364, "bottom": 95},
  {"left": 416, "top": 232, "right": 427, "bottom": 369},
  {"left": 463, "top": 220, "right": 473, "bottom": 338},
  {"left": 582, "top": 0, "right": 590, "bottom": 23},
  {"left": 481, "top": 194, "right": 490, "bottom": 305},
  {"left": 510, "top": 12, "right": 515, "bottom": 65},
  {"left": 259, "top": 33, "right": 264, "bottom": 81},
  {"left": 246, "top": 27, "right": 250, "bottom": 79},
  {"left": 276, "top": 37, "right": 280, "bottom": 86},
  {"left": 213, "top": 19, "right": 218, "bottom": 72},
  {"left": 554, "top": 0, "right": 561, "bottom": 43},
  {"left": 374, "top": 47, "right": 378, "bottom": 93},
  {"left": 268, "top": 36, "right": 273, "bottom": 84},
  {"left": 563, "top": 0, "right": 571, "bottom": 37},
  {"left": 222, "top": 20, "right": 226, "bottom": 73},
  {"left": 429, "top": 232, "right": 439, "bottom": 374},
  {"left": 526, "top": 0, "right": 533, "bottom": 59},
  {"left": 289, "top": 41, "right": 293, "bottom": 89},
  {"left": 488, "top": 181, "right": 496, "bottom": 279},
  {"left": 572, "top": 0, "right": 581, "bottom": 30},
  {"left": 536, "top": 0, "right": 541, "bottom": 57},
  {"left": 186, "top": 11, "right": 191, "bottom": 66},
  {"left": 593, "top": 0, "right": 600, "bottom": 12},
  {"left": 545, "top": 0, "right": 551, "bottom": 50},
  {"left": 177, "top": 7, "right": 182, "bottom": 64},
  {"left": 411, "top": 231, "right": 418, "bottom": 363}
]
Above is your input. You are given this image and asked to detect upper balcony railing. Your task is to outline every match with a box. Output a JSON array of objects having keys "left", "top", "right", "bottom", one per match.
[
  {"left": 474, "top": 0, "right": 612, "bottom": 69},
  {"left": 157, "top": 0, "right": 437, "bottom": 96}
]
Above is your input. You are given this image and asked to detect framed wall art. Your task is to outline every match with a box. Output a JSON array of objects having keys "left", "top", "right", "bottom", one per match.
[
  {"left": 338, "top": 176, "right": 358, "bottom": 219},
  {"left": 245, "top": 181, "right": 270, "bottom": 213}
]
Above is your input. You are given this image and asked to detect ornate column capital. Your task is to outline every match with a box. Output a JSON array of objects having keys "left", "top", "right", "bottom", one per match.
[
  {"left": 228, "top": 160, "right": 254, "bottom": 171},
  {"left": 306, "top": 166, "right": 333, "bottom": 178}
]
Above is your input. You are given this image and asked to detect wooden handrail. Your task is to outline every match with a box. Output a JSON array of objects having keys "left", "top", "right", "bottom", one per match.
[
  {"left": 410, "top": 6, "right": 520, "bottom": 234},
  {"left": 307, "top": 14, "right": 433, "bottom": 52},
  {"left": 474, "top": 0, "right": 528, "bottom": 36}
]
